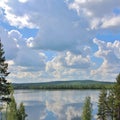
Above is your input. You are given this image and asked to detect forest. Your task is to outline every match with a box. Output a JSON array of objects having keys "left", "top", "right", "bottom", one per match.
[{"left": 13, "top": 80, "right": 114, "bottom": 90}]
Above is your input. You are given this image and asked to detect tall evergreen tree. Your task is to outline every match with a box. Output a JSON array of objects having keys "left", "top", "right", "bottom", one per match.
[
  {"left": 0, "top": 40, "right": 11, "bottom": 103},
  {"left": 7, "top": 95, "right": 27, "bottom": 120},
  {"left": 97, "top": 88, "right": 107, "bottom": 120},
  {"left": 81, "top": 96, "right": 92, "bottom": 120},
  {"left": 113, "top": 73, "right": 120, "bottom": 120},
  {"left": 106, "top": 89, "right": 115, "bottom": 120},
  {"left": 7, "top": 96, "right": 18, "bottom": 120},
  {"left": 97, "top": 73, "right": 120, "bottom": 120},
  {"left": 17, "top": 102, "right": 27, "bottom": 120},
  {"left": 0, "top": 40, "right": 27, "bottom": 119}
]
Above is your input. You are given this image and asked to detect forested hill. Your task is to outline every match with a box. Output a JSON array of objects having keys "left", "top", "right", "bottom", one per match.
[{"left": 13, "top": 80, "right": 114, "bottom": 89}]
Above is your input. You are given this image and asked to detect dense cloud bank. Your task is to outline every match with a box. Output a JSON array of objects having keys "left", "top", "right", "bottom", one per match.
[{"left": 0, "top": 0, "right": 120, "bottom": 82}]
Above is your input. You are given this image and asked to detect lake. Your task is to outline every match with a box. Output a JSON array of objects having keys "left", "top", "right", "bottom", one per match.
[{"left": 14, "top": 90, "right": 100, "bottom": 120}]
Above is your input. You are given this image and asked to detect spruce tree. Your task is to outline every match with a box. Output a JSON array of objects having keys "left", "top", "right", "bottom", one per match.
[
  {"left": 81, "top": 96, "right": 92, "bottom": 120},
  {"left": 17, "top": 102, "right": 27, "bottom": 120},
  {"left": 107, "top": 89, "right": 115, "bottom": 120},
  {"left": 97, "top": 88, "right": 107, "bottom": 120},
  {"left": 113, "top": 73, "right": 120, "bottom": 120},
  {"left": 0, "top": 40, "right": 11, "bottom": 103},
  {"left": 97, "top": 73, "right": 120, "bottom": 120},
  {"left": 7, "top": 96, "right": 18, "bottom": 120},
  {"left": 7, "top": 95, "right": 27, "bottom": 120}
]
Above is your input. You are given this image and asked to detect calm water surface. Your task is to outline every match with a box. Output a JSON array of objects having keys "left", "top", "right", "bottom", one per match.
[{"left": 14, "top": 90, "right": 99, "bottom": 120}]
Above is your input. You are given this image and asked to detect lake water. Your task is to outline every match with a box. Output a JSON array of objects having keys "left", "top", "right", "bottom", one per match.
[{"left": 14, "top": 90, "right": 100, "bottom": 120}]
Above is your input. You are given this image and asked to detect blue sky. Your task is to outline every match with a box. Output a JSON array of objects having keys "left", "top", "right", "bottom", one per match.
[{"left": 0, "top": 0, "right": 120, "bottom": 83}]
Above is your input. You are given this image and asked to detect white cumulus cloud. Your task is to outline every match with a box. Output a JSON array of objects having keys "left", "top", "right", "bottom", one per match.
[{"left": 92, "top": 38, "right": 120, "bottom": 81}]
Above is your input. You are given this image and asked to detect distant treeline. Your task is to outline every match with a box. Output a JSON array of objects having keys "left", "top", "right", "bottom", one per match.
[{"left": 13, "top": 80, "right": 114, "bottom": 90}]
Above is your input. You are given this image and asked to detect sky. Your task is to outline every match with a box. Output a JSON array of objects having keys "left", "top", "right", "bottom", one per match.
[{"left": 0, "top": 0, "right": 120, "bottom": 83}]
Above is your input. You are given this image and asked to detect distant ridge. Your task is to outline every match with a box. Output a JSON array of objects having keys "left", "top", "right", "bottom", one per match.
[
  {"left": 13, "top": 79, "right": 114, "bottom": 85},
  {"left": 13, "top": 80, "right": 114, "bottom": 90}
]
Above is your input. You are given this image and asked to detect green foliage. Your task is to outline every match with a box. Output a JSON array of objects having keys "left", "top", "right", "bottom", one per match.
[
  {"left": 112, "top": 73, "right": 120, "bottom": 120},
  {"left": 116, "top": 73, "right": 120, "bottom": 84},
  {"left": 7, "top": 95, "right": 27, "bottom": 120},
  {"left": 7, "top": 96, "right": 18, "bottom": 120},
  {"left": 106, "top": 89, "right": 115, "bottom": 120},
  {"left": 97, "top": 73, "right": 120, "bottom": 120},
  {"left": 0, "top": 40, "right": 12, "bottom": 109},
  {"left": 0, "top": 40, "right": 11, "bottom": 95},
  {"left": 81, "top": 96, "right": 92, "bottom": 120},
  {"left": 17, "top": 102, "right": 27, "bottom": 120},
  {"left": 97, "top": 88, "right": 107, "bottom": 120},
  {"left": 13, "top": 80, "right": 114, "bottom": 90},
  {"left": 0, "top": 40, "right": 27, "bottom": 120}
]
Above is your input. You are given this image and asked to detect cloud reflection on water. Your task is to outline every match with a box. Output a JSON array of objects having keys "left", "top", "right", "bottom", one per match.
[{"left": 14, "top": 90, "right": 99, "bottom": 120}]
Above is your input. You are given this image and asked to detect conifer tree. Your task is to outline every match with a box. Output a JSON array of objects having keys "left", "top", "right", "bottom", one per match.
[
  {"left": 0, "top": 40, "right": 11, "bottom": 103},
  {"left": 106, "top": 89, "right": 115, "bottom": 120},
  {"left": 7, "top": 95, "right": 27, "bottom": 120},
  {"left": 0, "top": 40, "right": 27, "bottom": 119},
  {"left": 7, "top": 96, "right": 18, "bottom": 120},
  {"left": 81, "top": 96, "right": 92, "bottom": 120},
  {"left": 113, "top": 73, "right": 120, "bottom": 120},
  {"left": 97, "top": 88, "right": 107, "bottom": 120},
  {"left": 17, "top": 102, "right": 27, "bottom": 120},
  {"left": 97, "top": 73, "right": 120, "bottom": 120}
]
